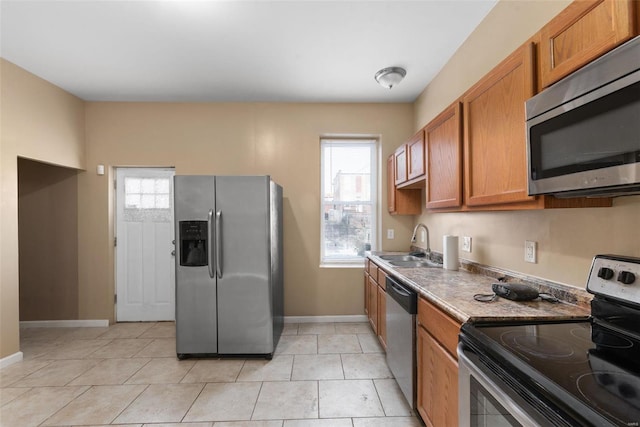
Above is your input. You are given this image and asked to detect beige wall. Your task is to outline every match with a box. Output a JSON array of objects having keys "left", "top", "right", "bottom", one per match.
[
  {"left": 18, "top": 158, "right": 79, "bottom": 321},
  {"left": 1, "top": 59, "right": 85, "bottom": 358},
  {"left": 80, "top": 102, "right": 416, "bottom": 322},
  {"left": 3, "top": 0, "right": 638, "bottom": 362},
  {"left": 412, "top": 0, "right": 640, "bottom": 288}
]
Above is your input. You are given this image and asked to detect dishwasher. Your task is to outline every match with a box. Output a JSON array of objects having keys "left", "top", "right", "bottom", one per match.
[{"left": 385, "top": 275, "right": 418, "bottom": 409}]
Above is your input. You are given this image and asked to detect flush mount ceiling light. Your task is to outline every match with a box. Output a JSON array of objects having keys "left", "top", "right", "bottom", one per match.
[{"left": 374, "top": 67, "right": 406, "bottom": 89}]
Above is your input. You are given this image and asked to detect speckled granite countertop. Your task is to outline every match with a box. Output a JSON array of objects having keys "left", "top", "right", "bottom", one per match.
[{"left": 368, "top": 252, "right": 591, "bottom": 324}]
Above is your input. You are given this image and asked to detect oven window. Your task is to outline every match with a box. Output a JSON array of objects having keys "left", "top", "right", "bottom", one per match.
[{"left": 470, "top": 377, "right": 522, "bottom": 427}]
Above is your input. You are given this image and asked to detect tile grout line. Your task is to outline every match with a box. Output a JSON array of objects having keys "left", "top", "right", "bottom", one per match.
[
  {"left": 315, "top": 377, "right": 320, "bottom": 421},
  {"left": 121, "top": 356, "right": 154, "bottom": 385},
  {"left": 180, "top": 380, "right": 207, "bottom": 423},
  {"left": 36, "top": 383, "right": 91, "bottom": 427},
  {"left": 249, "top": 379, "right": 265, "bottom": 422},
  {"left": 108, "top": 382, "right": 149, "bottom": 425}
]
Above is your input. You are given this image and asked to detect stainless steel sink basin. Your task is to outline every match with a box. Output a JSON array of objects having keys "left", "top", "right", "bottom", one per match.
[
  {"left": 379, "top": 255, "right": 424, "bottom": 262},
  {"left": 387, "top": 260, "right": 441, "bottom": 268}
]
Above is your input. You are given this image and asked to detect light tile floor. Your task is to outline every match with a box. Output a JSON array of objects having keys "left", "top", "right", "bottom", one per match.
[{"left": 0, "top": 322, "right": 424, "bottom": 427}]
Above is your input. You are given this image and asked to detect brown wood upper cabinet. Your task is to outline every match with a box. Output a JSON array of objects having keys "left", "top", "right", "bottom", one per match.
[
  {"left": 425, "top": 102, "right": 463, "bottom": 209},
  {"left": 407, "top": 130, "right": 425, "bottom": 181},
  {"left": 387, "top": 154, "right": 421, "bottom": 215},
  {"left": 463, "top": 43, "right": 536, "bottom": 207},
  {"left": 539, "top": 0, "right": 637, "bottom": 89},
  {"left": 386, "top": 155, "right": 397, "bottom": 213},
  {"left": 394, "top": 145, "right": 408, "bottom": 185}
]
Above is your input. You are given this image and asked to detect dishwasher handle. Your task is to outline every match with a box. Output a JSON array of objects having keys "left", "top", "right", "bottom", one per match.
[{"left": 386, "top": 276, "right": 417, "bottom": 314}]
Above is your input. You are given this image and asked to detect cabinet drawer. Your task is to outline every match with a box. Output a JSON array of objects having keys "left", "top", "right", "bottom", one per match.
[
  {"left": 368, "top": 261, "right": 379, "bottom": 280},
  {"left": 418, "top": 297, "right": 461, "bottom": 359},
  {"left": 377, "top": 268, "right": 387, "bottom": 290}
]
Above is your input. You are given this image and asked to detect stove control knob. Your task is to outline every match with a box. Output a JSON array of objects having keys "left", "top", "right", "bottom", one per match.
[
  {"left": 617, "top": 271, "right": 636, "bottom": 285},
  {"left": 598, "top": 267, "right": 615, "bottom": 280}
]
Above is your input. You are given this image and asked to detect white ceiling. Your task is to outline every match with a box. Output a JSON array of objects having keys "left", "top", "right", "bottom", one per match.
[{"left": 0, "top": 0, "right": 497, "bottom": 103}]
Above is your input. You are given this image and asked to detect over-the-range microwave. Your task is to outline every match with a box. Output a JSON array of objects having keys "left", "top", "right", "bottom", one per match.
[{"left": 526, "top": 35, "right": 640, "bottom": 198}]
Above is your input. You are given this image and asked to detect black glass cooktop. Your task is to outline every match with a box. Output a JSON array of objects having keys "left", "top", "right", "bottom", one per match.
[{"left": 463, "top": 320, "right": 640, "bottom": 426}]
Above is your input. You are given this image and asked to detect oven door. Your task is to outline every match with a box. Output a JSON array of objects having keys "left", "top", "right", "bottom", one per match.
[{"left": 458, "top": 343, "right": 542, "bottom": 427}]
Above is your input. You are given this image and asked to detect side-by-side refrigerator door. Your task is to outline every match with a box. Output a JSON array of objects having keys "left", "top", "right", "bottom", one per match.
[
  {"left": 215, "top": 176, "right": 273, "bottom": 355},
  {"left": 174, "top": 175, "right": 217, "bottom": 355}
]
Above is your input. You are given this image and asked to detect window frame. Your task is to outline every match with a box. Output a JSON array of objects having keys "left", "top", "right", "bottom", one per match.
[{"left": 320, "top": 137, "right": 379, "bottom": 267}]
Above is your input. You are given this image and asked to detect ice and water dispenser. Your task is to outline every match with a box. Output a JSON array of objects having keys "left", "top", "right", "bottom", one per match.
[{"left": 179, "top": 221, "right": 208, "bottom": 266}]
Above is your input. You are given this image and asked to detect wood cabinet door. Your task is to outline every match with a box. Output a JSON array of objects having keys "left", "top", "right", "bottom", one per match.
[
  {"left": 463, "top": 43, "right": 536, "bottom": 207},
  {"left": 425, "top": 102, "right": 463, "bottom": 209},
  {"left": 394, "top": 145, "right": 408, "bottom": 185},
  {"left": 407, "top": 131, "right": 425, "bottom": 180},
  {"left": 368, "top": 276, "right": 378, "bottom": 333},
  {"left": 377, "top": 285, "right": 386, "bottom": 350},
  {"left": 387, "top": 155, "right": 397, "bottom": 213},
  {"left": 388, "top": 154, "right": 422, "bottom": 215},
  {"left": 417, "top": 326, "right": 459, "bottom": 427},
  {"left": 364, "top": 271, "right": 369, "bottom": 316},
  {"left": 539, "top": 0, "right": 636, "bottom": 89}
]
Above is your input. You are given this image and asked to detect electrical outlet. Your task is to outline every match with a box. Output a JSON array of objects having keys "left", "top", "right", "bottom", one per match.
[
  {"left": 462, "top": 236, "right": 472, "bottom": 253},
  {"left": 420, "top": 229, "right": 426, "bottom": 243},
  {"left": 387, "top": 229, "right": 394, "bottom": 239},
  {"left": 525, "top": 240, "right": 537, "bottom": 263}
]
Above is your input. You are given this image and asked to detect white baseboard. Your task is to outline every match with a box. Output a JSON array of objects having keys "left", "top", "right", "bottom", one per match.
[
  {"left": 20, "top": 319, "right": 109, "bottom": 328},
  {"left": 284, "top": 315, "right": 367, "bottom": 324},
  {"left": 0, "top": 351, "right": 23, "bottom": 369}
]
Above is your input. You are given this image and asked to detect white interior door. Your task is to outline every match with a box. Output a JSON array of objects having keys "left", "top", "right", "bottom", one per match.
[{"left": 116, "top": 167, "right": 175, "bottom": 321}]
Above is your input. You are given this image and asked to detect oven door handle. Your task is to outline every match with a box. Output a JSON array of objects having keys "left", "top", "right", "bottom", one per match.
[{"left": 458, "top": 343, "right": 544, "bottom": 427}]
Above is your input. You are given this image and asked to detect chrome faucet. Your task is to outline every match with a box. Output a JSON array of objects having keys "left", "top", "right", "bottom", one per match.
[{"left": 411, "top": 223, "right": 430, "bottom": 255}]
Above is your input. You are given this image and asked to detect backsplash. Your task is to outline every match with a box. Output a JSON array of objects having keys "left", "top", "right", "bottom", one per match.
[{"left": 411, "top": 246, "right": 593, "bottom": 309}]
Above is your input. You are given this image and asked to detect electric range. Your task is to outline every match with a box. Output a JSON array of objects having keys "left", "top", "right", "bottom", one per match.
[{"left": 458, "top": 254, "right": 640, "bottom": 427}]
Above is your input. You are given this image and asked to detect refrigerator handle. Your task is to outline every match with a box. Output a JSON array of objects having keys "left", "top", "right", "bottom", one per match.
[
  {"left": 207, "top": 210, "right": 215, "bottom": 279},
  {"left": 215, "top": 210, "right": 223, "bottom": 279}
]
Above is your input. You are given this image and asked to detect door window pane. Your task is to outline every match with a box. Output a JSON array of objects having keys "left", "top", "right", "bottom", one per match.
[{"left": 124, "top": 177, "right": 171, "bottom": 210}]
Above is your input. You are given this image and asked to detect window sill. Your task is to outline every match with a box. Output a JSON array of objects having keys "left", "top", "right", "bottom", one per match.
[{"left": 320, "top": 263, "right": 365, "bottom": 269}]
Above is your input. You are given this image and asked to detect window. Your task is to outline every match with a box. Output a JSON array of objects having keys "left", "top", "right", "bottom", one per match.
[
  {"left": 122, "top": 176, "right": 172, "bottom": 223},
  {"left": 321, "top": 138, "right": 378, "bottom": 265},
  {"left": 124, "top": 177, "right": 171, "bottom": 209}
]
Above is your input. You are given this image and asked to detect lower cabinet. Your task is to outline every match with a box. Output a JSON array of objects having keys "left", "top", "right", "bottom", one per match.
[
  {"left": 364, "top": 258, "right": 387, "bottom": 350},
  {"left": 417, "top": 297, "right": 461, "bottom": 427},
  {"left": 377, "top": 275, "right": 387, "bottom": 350},
  {"left": 368, "top": 275, "right": 379, "bottom": 332}
]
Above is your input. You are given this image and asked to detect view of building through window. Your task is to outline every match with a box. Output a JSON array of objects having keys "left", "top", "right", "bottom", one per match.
[{"left": 321, "top": 138, "right": 377, "bottom": 264}]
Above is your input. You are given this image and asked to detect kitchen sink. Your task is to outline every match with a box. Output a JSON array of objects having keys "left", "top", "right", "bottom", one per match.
[
  {"left": 387, "top": 260, "right": 441, "bottom": 268},
  {"left": 379, "top": 254, "right": 425, "bottom": 262}
]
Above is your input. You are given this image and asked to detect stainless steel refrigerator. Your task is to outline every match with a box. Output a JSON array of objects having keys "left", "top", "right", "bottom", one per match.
[{"left": 174, "top": 175, "right": 283, "bottom": 358}]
